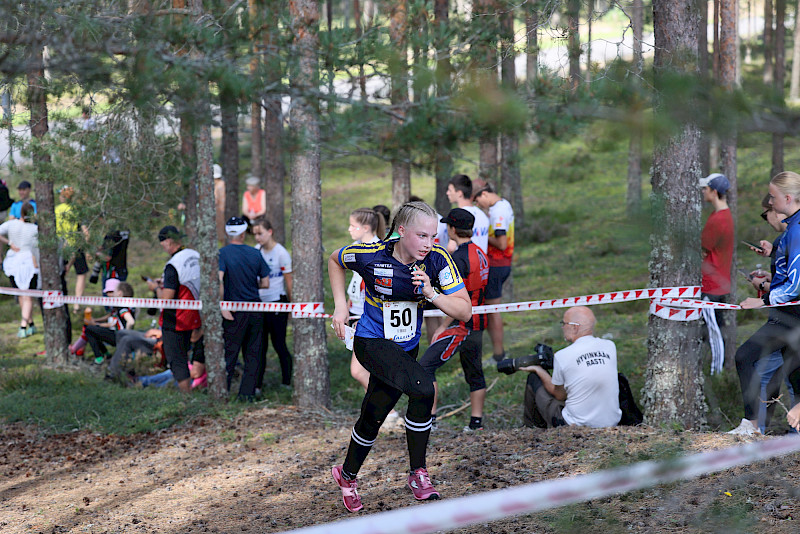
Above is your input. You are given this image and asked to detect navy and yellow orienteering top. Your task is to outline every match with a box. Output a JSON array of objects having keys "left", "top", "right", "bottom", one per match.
[{"left": 337, "top": 238, "right": 465, "bottom": 350}]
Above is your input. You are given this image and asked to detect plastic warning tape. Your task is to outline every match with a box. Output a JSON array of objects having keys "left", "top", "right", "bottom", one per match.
[
  {"left": 280, "top": 434, "right": 800, "bottom": 534},
  {"left": 649, "top": 302, "right": 702, "bottom": 321},
  {"left": 423, "top": 286, "right": 702, "bottom": 317}
]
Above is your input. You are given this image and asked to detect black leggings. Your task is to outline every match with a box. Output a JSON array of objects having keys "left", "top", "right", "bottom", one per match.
[
  {"left": 342, "top": 336, "right": 434, "bottom": 476},
  {"left": 257, "top": 303, "right": 293, "bottom": 387},
  {"left": 85, "top": 324, "right": 116, "bottom": 357},
  {"left": 734, "top": 315, "right": 800, "bottom": 420}
]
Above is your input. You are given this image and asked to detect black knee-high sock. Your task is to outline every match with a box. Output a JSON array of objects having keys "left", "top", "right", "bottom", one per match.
[
  {"left": 404, "top": 415, "right": 433, "bottom": 471},
  {"left": 342, "top": 427, "right": 376, "bottom": 478}
]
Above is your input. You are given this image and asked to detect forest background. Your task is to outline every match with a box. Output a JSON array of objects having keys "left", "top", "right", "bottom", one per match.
[
  {"left": 2, "top": 0, "right": 800, "bottom": 532},
  {"left": 0, "top": 0, "right": 798, "bottom": 473}
]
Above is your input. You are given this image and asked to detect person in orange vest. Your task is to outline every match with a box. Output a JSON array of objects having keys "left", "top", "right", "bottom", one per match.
[{"left": 242, "top": 175, "right": 266, "bottom": 225}]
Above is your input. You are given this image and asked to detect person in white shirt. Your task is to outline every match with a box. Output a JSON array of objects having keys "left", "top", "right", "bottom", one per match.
[
  {"left": 442, "top": 174, "right": 489, "bottom": 254},
  {"left": 0, "top": 201, "right": 40, "bottom": 338},
  {"left": 253, "top": 218, "right": 294, "bottom": 387},
  {"left": 520, "top": 306, "right": 621, "bottom": 429},
  {"left": 473, "top": 182, "right": 515, "bottom": 363}
]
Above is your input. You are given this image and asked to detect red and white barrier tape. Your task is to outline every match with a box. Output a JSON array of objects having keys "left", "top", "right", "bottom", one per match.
[
  {"left": 280, "top": 434, "right": 800, "bottom": 534},
  {"left": 423, "top": 286, "right": 701, "bottom": 317},
  {"left": 649, "top": 302, "right": 702, "bottom": 322}
]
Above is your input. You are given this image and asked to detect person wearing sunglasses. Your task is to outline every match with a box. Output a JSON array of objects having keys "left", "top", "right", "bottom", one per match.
[
  {"left": 730, "top": 194, "right": 793, "bottom": 435},
  {"left": 519, "top": 306, "right": 622, "bottom": 429}
]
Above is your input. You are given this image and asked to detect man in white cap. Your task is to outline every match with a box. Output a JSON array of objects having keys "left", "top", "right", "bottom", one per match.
[
  {"left": 698, "top": 172, "right": 734, "bottom": 374},
  {"left": 219, "top": 216, "right": 271, "bottom": 400}
]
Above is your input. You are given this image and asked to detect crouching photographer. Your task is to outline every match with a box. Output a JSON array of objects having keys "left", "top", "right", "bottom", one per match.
[{"left": 513, "top": 306, "right": 624, "bottom": 429}]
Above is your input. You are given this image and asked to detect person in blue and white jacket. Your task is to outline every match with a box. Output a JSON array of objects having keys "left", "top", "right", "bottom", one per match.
[{"left": 735, "top": 171, "right": 800, "bottom": 435}]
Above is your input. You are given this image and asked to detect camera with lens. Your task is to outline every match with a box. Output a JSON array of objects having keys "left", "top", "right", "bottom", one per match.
[
  {"left": 496, "top": 343, "right": 554, "bottom": 375},
  {"left": 89, "top": 261, "right": 102, "bottom": 284}
]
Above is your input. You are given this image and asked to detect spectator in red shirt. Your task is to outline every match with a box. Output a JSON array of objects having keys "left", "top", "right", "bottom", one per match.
[{"left": 699, "top": 173, "right": 733, "bottom": 374}]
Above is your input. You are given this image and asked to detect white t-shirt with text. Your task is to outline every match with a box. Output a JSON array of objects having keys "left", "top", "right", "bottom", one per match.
[
  {"left": 551, "top": 335, "right": 621, "bottom": 428},
  {"left": 256, "top": 242, "right": 292, "bottom": 302}
]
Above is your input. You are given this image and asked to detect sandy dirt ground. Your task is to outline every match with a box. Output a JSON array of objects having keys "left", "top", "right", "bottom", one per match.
[{"left": 2, "top": 405, "right": 800, "bottom": 534}]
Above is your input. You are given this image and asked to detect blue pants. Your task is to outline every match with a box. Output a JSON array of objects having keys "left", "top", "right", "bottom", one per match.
[{"left": 139, "top": 370, "right": 176, "bottom": 388}]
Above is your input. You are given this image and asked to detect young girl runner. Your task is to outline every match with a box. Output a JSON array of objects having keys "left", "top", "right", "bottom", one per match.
[
  {"left": 329, "top": 201, "right": 470, "bottom": 512},
  {"left": 345, "top": 208, "right": 386, "bottom": 391}
]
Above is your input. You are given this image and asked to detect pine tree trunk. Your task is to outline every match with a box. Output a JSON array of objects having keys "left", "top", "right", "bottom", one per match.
[
  {"left": 180, "top": 115, "right": 197, "bottom": 240},
  {"left": 586, "top": 0, "right": 592, "bottom": 83},
  {"left": 771, "top": 0, "right": 785, "bottom": 177},
  {"left": 289, "top": 0, "right": 330, "bottom": 408},
  {"left": 196, "top": 108, "right": 226, "bottom": 399},
  {"left": 645, "top": 0, "right": 706, "bottom": 428},
  {"left": 567, "top": 0, "right": 581, "bottom": 92},
  {"left": 525, "top": 0, "right": 538, "bottom": 88},
  {"left": 698, "top": 0, "right": 711, "bottom": 176},
  {"left": 249, "top": 0, "right": 263, "bottom": 184},
  {"left": 27, "top": 48, "right": 69, "bottom": 366},
  {"left": 719, "top": 0, "right": 738, "bottom": 370},
  {"left": 789, "top": 0, "right": 800, "bottom": 102},
  {"left": 713, "top": 0, "right": 720, "bottom": 80},
  {"left": 250, "top": 100, "right": 262, "bottom": 181},
  {"left": 390, "top": 0, "right": 411, "bottom": 213},
  {"left": 264, "top": 0, "right": 286, "bottom": 244},
  {"left": 500, "top": 5, "right": 523, "bottom": 224},
  {"left": 764, "top": 0, "right": 774, "bottom": 84},
  {"left": 220, "top": 94, "right": 239, "bottom": 227},
  {"left": 354, "top": 0, "right": 367, "bottom": 101},
  {"left": 626, "top": 0, "right": 644, "bottom": 215},
  {"left": 433, "top": 0, "right": 453, "bottom": 216},
  {"left": 475, "top": 0, "right": 499, "bottom": 185}
]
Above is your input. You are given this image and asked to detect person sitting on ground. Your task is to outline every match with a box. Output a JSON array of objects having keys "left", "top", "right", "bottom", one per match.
[
  {"left": 130, "top": 333, "right": 207, "bottom": 389},
  {"left": 81, "top": 280, "right": 135, "bottom": 365},
  {"left": 0, "top": 201, "right": 40, "bottom": 338},
  {"left": 106, "top": 327, "right": 162, "bottom": 381},
  {"left": 521, "top": 306, "right": 622, "bottom": 429}
]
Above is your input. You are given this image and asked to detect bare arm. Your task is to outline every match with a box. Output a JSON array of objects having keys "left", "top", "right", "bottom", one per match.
[
  {"left": 328, "top": 250, "right": 350, "bottom": 339},
  {"left": 520, "top": 365, "right": 567, "bottom": 401},
  {"left": 284, "top": 271, "right": 293, "bottom": 301},
  {"left": 412, "top": 267, "right": 471, "bottom": 322},
  {"left": 488, "top": 234, "right": 508, "bottom": 251}
]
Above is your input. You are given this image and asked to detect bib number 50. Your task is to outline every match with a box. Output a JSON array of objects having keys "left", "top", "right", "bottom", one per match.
[{"left": 383, "top": 301, "right": 418, "bottom": 343}]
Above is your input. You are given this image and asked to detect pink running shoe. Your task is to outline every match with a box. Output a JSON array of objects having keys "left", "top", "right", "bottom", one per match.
[
  {"left": 407, "top": 467, "right": 440, "bottom": 500},
  {"left": 331, "top": 465, "right": 363, "bottom": 512}
]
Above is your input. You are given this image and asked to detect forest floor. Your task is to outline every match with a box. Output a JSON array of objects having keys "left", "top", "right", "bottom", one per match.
[{"left": 3, "top": 403, "right": 800, "bottom": 534}]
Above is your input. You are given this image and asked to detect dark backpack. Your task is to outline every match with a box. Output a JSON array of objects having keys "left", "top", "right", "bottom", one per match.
[
  {"left": 0, "top": 183, "right": 12, "bottom": 212},
  {"left": 618, "top": 373, "right": 643, "bottom": 426}
]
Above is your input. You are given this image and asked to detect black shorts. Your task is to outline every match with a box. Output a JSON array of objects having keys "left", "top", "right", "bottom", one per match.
[
  {"left": 9, "top": 274, "right": 38, "bottom": 290},
  {"left": 162, "top": 329, "right": 192, "bottom": 382},
  {"left": 353, "top": 336, "right": 426, "bottom": 395},
  {"left": 73, "top": 251, "right": 89, "bottom": 275},
  {"left": 486, "top": 266, "right": 511, "bottom": 300},
  {"left": 419, "top": 323, "right": 486, "bottom": 392}
]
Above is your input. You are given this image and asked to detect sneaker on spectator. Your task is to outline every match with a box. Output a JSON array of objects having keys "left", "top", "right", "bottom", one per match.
[
  {"left": 727, "top": 418, "right": 761, "bottom": 436},
  {"left": 25, "top": 325, "right": 36, "bottom": 336},
  {"left": 16, "top": 328, "right": 27, "bottom": 339},
  {"left": 94, "top": 356, "right": 105, "bottom": 365},
  {"left": 331, "top": 465, "right": 363, "bottom": 512},
  {"left": 407, "top": 467, "right": 440, "bottom": 501},
  {"left": 463, "top": 425, "right": 483, "bottom": 433}
]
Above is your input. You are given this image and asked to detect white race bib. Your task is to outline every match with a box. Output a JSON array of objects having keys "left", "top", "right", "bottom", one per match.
[{"left": 382, "top": 301, "right": 418, "bottom": 343}]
